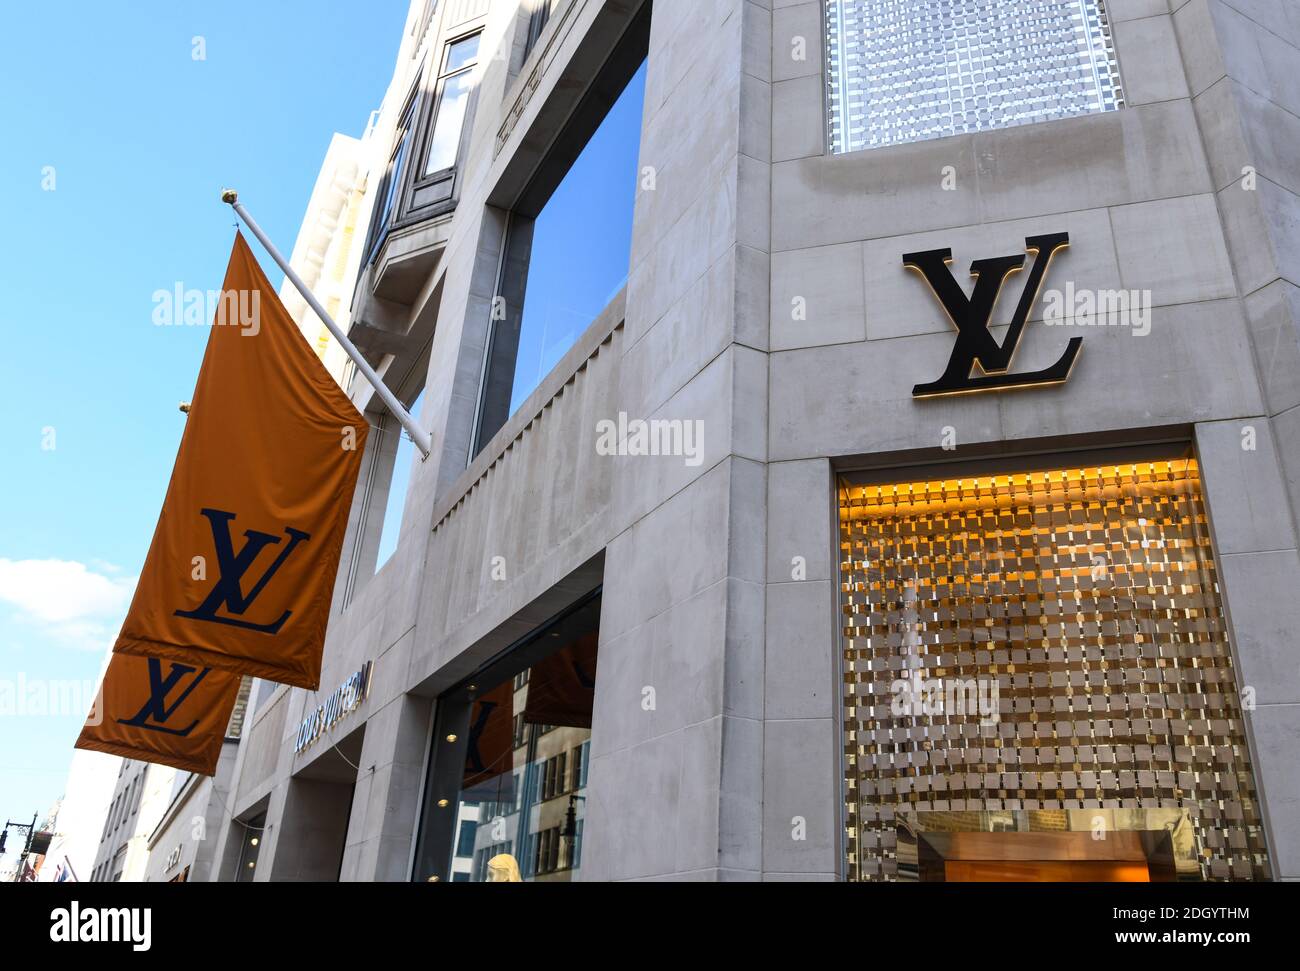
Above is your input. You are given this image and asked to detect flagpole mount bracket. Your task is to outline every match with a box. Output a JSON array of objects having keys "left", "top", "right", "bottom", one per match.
[{"left": 221, "top": 188, "right": 239, "bottom": 204}]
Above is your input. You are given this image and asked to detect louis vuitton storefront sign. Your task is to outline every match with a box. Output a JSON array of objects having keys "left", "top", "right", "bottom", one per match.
[{"left": 293, "top": 661, "right": 373, "bottom": 755}]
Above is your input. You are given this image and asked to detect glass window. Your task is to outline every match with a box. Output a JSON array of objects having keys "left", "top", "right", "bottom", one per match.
[
  {"left": 414, "top": 594, "right": 601, "bottom": 882},
  {"left": 444, "top": 33, "right": 479, "bottom": 73},
  {"left": 424, "top": 34, "right": 481, "bottom": 176},
  {"left": 374, "top": 390, "right": 424, "bottom": 570},
  {"left": 838, "top": 454, "right": 1269, "bottom": 881},
  {"left": 367, "top": 99, "right": 417, "bottom": 262},
  {"left": 509, "top": 60, "right": 644, "bottom": 414},
  {"left": 456, "top": 819, "right": 477, "bottom": 857},
  {"left": 524, "top": 0, "right": 559, "bottom": 61},
  {"left": 825, "top": 0, "right": 1125, "bottom": 153},
  {"left": 474, "top": 57, "right": 646, "bottom": 452},
  {"left": 235, "top": 814, "right": 265, "bottom": 883},
  {"left": 512, "top": 712, "right": 526, "bottom": 749},
  {"left": 571, "top": 741, "right": 588, "bottom": 790}
]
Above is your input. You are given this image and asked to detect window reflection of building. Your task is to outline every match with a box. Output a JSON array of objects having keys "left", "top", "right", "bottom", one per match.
[
  {"left": 455, "top": 704, "right": 591, "bottom": 882},
  {"left": 431, "top": 596, "right": 600, "bottom": 883}
]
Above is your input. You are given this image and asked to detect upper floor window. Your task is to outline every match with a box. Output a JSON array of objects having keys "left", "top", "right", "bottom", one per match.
[
  {"left": 826, "top": 0, "right": 1125, "bottom": 153},
  {"left": 423, "top": 33, "right": 481, "bottom": 177},
  {"left": 366, "top": 97, "right": 418, "bottom": 263},
  {"left": 375, "top": 388, "right": 425, "bottom": 570},
  {"left": 474, "top": 56, "right": 647, "bottom": 453}
]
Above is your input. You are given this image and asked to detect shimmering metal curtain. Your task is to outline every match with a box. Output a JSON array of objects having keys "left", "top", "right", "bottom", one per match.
[{"left": 839, "top": 458, "right": 1271, "bottom": 881}]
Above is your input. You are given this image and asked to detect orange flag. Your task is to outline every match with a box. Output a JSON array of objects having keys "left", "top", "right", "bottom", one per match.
[
  {"left": 113, "top": 233, "right": 367, "bottom": 689},
  {"left": 76, "top": 653, "right": 243, "bottom": 775}
]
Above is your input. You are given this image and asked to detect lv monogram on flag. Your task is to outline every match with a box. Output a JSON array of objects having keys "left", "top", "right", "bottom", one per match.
[
  {"left": 76, "top": 652, "right": 243, "bottom": 776},
  {"left": 113, "top": 233, "right": 368, "bottom": 689}
]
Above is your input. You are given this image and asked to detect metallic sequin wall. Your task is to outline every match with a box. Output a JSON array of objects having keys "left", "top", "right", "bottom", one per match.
[{"left": 839, "top": 458, "right": 1270, "bottom": 881}]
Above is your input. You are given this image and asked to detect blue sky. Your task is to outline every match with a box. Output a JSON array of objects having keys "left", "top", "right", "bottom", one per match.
[
  {"left": 0, "top": 1, "right": 409, "bottom": 858},
  {"left": 510, "top": 60, "right": 646, "bottom": 413}
]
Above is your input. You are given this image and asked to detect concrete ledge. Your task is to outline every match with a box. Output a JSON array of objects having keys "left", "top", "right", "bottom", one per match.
[{"left": 429, "top": 286, "right": 626, "bottom": 532}]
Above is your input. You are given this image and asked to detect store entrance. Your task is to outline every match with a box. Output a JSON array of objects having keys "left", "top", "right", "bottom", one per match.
[
  {"left": 412, "top": 589, "right": 601, "bottom": 883},
  {"left": 272, "top": 724, "right": 363, "bottom": 881}
]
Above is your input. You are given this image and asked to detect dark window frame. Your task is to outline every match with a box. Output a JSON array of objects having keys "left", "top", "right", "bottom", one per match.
[
  {"left": 471, "top": 7, "right": 650, "bottom": 456},
  {"left": 399, "top": 28, "right": 484, "bottom": 224},
  {"left": 411, "top": 588, "right": 602, "bottom": 882},
  {"left": 420, "top": 31, "right": 482, "bottom": 182},
  {"left": 364, "top": 82, "right": 423, "bottom": 267},
  {"left": 234, "top": 812, "right": 266, "bottom": 883}
]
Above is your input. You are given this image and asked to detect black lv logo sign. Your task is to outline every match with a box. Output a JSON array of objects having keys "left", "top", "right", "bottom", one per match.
[{"left": 906, "top": 232, "right": 1081, "bottom": 397}]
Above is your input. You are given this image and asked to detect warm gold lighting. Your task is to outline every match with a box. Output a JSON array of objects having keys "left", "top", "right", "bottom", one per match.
[{"left": 839, "top": 456, "right": 1270, "bottom": 882}]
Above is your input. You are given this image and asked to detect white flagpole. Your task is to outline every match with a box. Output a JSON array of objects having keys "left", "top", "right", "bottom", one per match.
[{"left": 221, "top": 189, "right": 432, "bottom": 459}]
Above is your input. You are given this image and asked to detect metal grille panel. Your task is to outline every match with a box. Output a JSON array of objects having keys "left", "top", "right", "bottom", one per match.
[{"left": 826, "top": 0, "right": 1125, "bottom": 153}]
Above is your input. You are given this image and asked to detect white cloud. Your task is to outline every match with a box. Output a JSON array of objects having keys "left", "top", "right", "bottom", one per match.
[{"left": 0, "top": 559, "right": 137, "bottom": 650}]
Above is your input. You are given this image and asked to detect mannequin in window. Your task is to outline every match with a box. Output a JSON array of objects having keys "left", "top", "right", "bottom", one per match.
[{"left": 486, "top": 853, "right": 522, "bottom": 882}]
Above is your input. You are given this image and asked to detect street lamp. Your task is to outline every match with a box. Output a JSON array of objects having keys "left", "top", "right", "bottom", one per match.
[
  {"left": 561, "top": 794, "right": 586, "bottom": 871},
  {"left": 2, "top": 815, "right": 50, "bottom": 882}
]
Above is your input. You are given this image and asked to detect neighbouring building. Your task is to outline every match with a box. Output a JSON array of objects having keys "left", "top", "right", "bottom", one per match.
[
  {"left": 87, "top": 758, "right": 174, "bottom": 883},
  {"left": 88, "top": 680, "right": 250, "bottom": 882},
  {"left": 279, "top": 131, "right": 375, "bottom": 387},
  {"left": 143, "top": 747, "right": 239, "bottom": 883},
  {"left": 36, "top": 749, "right": 120, "bottom": 883},
  {"left": 195, "top": 0, "right": 1300, "bottom": 882}
]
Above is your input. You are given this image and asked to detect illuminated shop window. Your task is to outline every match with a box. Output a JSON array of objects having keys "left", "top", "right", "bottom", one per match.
[
  {"left": 235, "top": 813, "right": 265, "bottom": 883},
  {"left": 415, "top": 594, "right": 601, "bottom": 883},
  {"left": 826, "top": 0, "right": 1125, "bottom": 153},
  {"left": 839, "top": 455, "right": 1269, "bottom": 881}
]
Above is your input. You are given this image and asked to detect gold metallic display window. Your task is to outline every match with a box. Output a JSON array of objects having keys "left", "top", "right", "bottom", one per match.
[{"left": 838, "top": 454, "right": 1270, "bottom": 881}]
